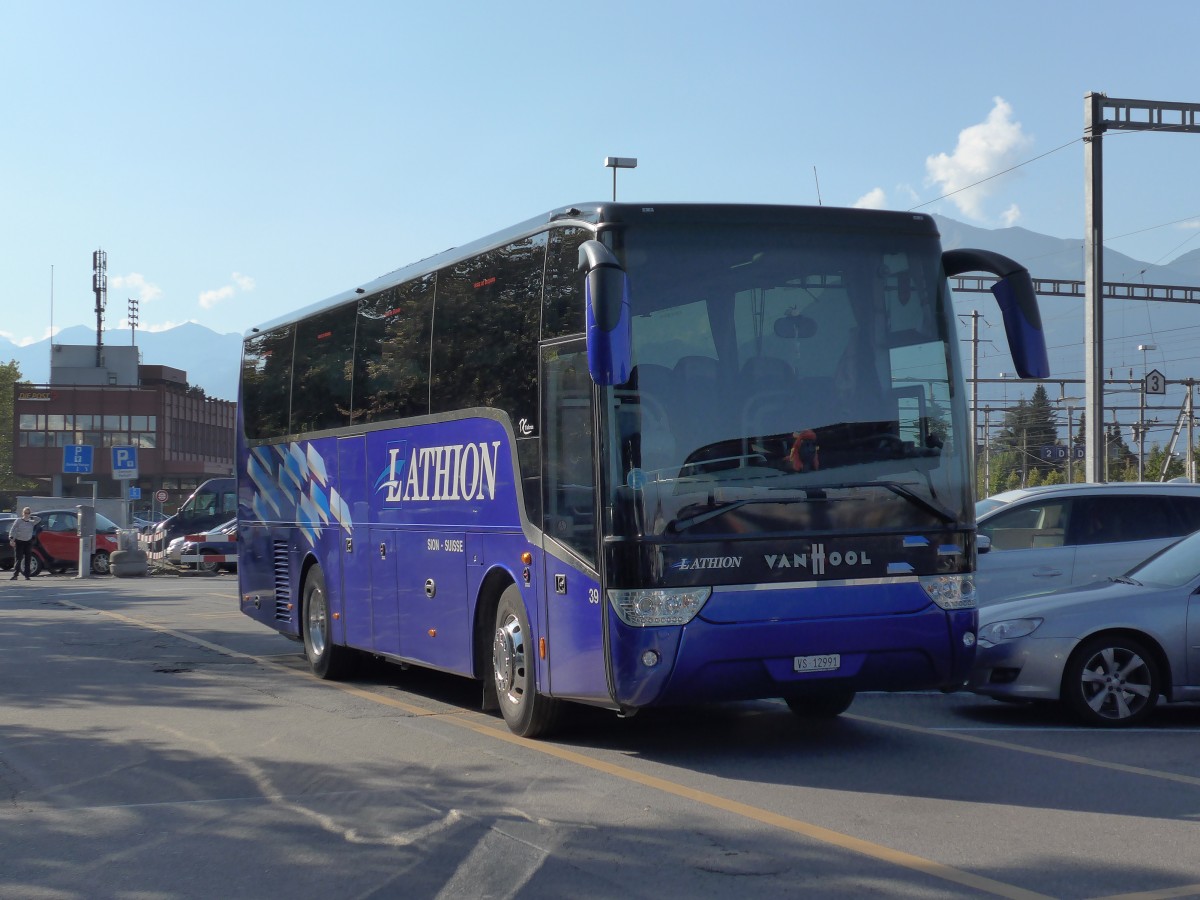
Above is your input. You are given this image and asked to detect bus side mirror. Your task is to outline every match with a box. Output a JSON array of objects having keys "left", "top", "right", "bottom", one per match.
[
  {"left": 578, "top": 240, "right": 632, "bottom": 386},
  {"left": 943, "top": 248, "right": 1049, "bottom": 379}
]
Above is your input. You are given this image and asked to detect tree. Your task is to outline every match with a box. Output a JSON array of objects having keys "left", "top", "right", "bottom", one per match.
[
  {"left": 991, "top": 385, "right": 1060, "bottom": 488},
  {"left": 0, "top": 360, "right": 39, "bottom": 510},
  {"left": 1145, "top": 444, "right": 1185, "bottom": 482}
]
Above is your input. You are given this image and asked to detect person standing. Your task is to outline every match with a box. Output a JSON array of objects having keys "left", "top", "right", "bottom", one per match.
[{"left": 9, "top": 507, "right": 41, "bottom": 580}]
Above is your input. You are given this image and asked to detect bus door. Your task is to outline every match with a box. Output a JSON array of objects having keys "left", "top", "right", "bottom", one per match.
[
  {"left": 336, "top": 436, "right": 373, "bottom": 650},
  {"left": 541, "top": 341, "right": 607, "bottom": 702}
]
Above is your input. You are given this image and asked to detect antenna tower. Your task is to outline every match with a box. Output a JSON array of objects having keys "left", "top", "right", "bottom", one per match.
[{"left": 92, "top": 249, "right": 107, "bottom": 367}]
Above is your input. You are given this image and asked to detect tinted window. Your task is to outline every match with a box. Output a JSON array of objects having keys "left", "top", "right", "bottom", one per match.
[
  {"left": 354, "top": 276, "right": 435, "bottom": 423},
  {"left": 543, "top": 227, "right": 590, "bottom": 339},
  {"left": 291, "top": 303, "right": 356, "bottom": 433},
  {"left": 1069, "top": 495, "right": 1179, "bottom": 545},
  {"left": 430, "top": 234, "right": 546, "bottom": 425},
  {"left": 542, "top": 343, "right": 595, "bottom": 563},
  {"left": 242, "top": 327, "right": 295, "bottom": 440},
  {"left": 1171, "top": 496, "right": 1200, "bottom": 533}
]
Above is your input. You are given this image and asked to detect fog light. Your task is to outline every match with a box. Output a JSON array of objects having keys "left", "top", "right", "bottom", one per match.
[
  {"left": 963, "top": 632, "right": 976, "bottom": 648},
  {"left": 641, "top": 650, "right": 660, "bottom": 667}
]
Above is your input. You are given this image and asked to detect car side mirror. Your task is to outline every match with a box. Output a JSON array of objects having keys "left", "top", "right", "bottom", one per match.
[{"left": 977, "top": 534, "right": 992, "bottom": 555}]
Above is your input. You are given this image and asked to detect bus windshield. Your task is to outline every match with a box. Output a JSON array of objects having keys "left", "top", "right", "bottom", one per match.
[{"left": 602, "top": 220, "right": 969, "bottom": 538}]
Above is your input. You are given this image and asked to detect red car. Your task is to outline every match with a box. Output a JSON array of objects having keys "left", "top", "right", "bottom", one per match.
[{"left": 13, "top": 509, "right": 121, "bottom": 577}]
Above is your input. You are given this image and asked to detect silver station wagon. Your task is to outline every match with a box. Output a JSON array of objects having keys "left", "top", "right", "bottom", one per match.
[{"left": 974, "top": 482, "right": 1200, "bottom": 605}]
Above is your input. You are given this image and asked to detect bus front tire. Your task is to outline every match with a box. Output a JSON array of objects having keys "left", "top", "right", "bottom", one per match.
[
  {"left": 492, "top": 585, "right": 560, "bottom": 738},
  {"left": 302, "top": 566, "right": 355, "bottom": 680},
  {"left": 785, "top": 689, "right": 856, "bottom": 718}
]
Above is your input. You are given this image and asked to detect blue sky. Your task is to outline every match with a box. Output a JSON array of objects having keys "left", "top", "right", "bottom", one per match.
[{"left": 3, "top": 0, "right": 1198, "bottom": 350}]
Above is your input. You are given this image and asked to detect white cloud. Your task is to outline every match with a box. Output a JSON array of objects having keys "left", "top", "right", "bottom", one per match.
[
  {"left": 199, "top": 285, "right": 236, "bottom": 309},
  {"left": 853, "top": 187, "right": 888, "bottom": 209},
  {"left": 139, "top": 319, "right": 195, "bottom": 333},
  {"left": 925, "top": 97, "right": 1033, "bottom": 223},
  {"left": 109, "top": 273, "right": 164, "bottom": 304},
  {"left": 1001, "top": 204, "right": 1021, "bottom": 227},
  {"left": 200, "top": 272, "right": 255, "bottom": 310}
]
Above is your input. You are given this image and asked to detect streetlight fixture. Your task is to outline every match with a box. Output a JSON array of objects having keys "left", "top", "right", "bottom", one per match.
[
  {"left": 1137, "top": 343, "right": 1157, "bottom": 481},
  {"left": 604, "top": 156, "right": 637, "bottom": 201}
]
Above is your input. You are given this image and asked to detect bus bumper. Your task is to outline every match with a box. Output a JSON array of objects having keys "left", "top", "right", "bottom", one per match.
[{"left": 607, "top": 603, "right": 976, "bottom": 709}]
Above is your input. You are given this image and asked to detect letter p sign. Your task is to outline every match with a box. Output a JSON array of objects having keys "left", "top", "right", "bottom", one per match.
[{"left": 112, "top": 445, "right": 138, "bottom": 480}]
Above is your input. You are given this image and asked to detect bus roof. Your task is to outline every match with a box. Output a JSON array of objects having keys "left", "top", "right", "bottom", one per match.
[{"left": 244, "top": 203, "right": 939, "bottom": 338}]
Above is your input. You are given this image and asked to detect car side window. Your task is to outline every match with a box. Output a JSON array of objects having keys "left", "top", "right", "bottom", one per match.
[
  {"left": 1119, "top": 496, "right": 1179, "bottom": 541},
  {"left": 1068, "top": 497, "right": 1122, "bottom": 545},
  {"left": 979, "top": 500, "right": 1069, "bottom": 550},
  {"left": 1170, "top": 496, "right": 1200, "bottom": 533}
]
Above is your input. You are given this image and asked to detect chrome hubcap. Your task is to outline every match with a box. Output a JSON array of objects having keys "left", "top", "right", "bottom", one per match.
[
  {"left": 493, "top": 614, "right": 524, "bottom": 700},
  {"left": 307, "top": 587, "right": 327, "bottom": 657}
]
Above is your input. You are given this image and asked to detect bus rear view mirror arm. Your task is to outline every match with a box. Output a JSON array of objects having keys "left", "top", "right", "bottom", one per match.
[{"left": 943, "top": 248, "right": 1049, "bottom": 380}]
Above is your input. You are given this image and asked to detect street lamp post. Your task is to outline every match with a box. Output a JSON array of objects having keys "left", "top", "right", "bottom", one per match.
[
  {"left": 604, "top": 156, "right": 637, "bottom": 200},
  {"left": 1137, "top": 343, "right": 1156, "bottom": 481}
]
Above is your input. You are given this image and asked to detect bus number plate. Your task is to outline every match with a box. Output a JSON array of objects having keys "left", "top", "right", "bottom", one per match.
[{"left": 794, "top": 654, "right": 840, "bottom": 673}]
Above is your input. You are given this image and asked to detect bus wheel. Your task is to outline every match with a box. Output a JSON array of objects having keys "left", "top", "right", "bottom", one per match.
[
  {"left": 785, "top": 689, "right": 856, "bottom": 718},
  {"left": 492, "top": 585, "right": 560, "bottom": 738},
  {"left": 302, "top": 566, "right": 355, "bottom": 680}
]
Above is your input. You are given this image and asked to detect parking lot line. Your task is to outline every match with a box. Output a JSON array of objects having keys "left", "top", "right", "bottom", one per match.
[{"left": 848, "top": 713, "right": 1200, "bottom": 788}]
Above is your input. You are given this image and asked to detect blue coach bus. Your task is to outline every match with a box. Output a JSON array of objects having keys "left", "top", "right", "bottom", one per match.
[{"left": 237, "top": 203, "right": 1048, "bottom": 737}]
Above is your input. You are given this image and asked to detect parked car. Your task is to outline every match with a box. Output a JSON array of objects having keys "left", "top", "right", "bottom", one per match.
[
  {"left": 148, "top": 478, "right": 236, "bottom": 552},
  {"left": 0, "top": 509, "right": 120, "bottom": 576},
  {"left": 166, "top": 535, "right": 187, "bottom": 565},
  {"left": 179, "top": 518, "right": 237, "bottom": 573},
  {"left": 975, "top": 482, "right": 1200, "bottom": 605},
  {"left": 970, "top": 527, "right": 1200, "bottom": 726},
  {"left": 0, "top": 514, "right": 16, "bottom": 570},
  {"left": 40, "top": 509, "right": 121, "bottom": 576}
]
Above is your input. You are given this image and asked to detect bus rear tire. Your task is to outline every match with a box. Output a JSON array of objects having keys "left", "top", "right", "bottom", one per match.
[
  {"left": 492, "top": 585, "right": 560, "bottom": 738},
  {"left": 785, "top": 689, "right": 856, "bottom": 718},
  {"left": 302, "top": 566, "right": 355, "bottom": 680}
]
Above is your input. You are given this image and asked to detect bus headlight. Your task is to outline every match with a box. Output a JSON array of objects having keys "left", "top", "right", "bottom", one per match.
[
  {"left": 609, "top": 587, "right": 712, "bottom": 627},
  {"left": 919, "top": 574, "right": 976, "bottom": 610}
]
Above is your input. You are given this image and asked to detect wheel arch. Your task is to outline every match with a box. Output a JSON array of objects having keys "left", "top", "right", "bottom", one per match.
[
  {"left": 297, "top": 551, "right": 324, "bottom": 632},
  {"left": 1062, "top": 627, "right": 1173, "bottom": 699},
  {"left": 472, "top": 566, "right": 516, "bottom": 683}
]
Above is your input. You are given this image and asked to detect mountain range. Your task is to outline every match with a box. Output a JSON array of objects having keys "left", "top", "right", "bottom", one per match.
[{"left": 3, "top": 214, "right": 1199, "bottom": 407}]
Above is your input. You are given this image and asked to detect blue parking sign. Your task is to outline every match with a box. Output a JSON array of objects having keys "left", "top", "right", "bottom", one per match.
[
  {"left": 112, "top": 445, "right": 139, "bottom": 480},
  {"left": 64, "top": 444, "right": 93, "bottom": 474}
]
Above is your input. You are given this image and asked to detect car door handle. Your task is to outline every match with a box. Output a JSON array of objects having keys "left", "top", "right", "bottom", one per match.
[{"left": 1032, "top": 568, "right": 1062, "bottom": 577}]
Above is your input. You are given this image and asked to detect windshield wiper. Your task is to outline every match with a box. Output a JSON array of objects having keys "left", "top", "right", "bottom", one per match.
[
  {"left": 1110, "top": 574, "right": 1141, "bottom": 585},
  {"left": 815, "top": 480, "right": 956, "bottom": 524},
  {"left": 667, "top": 488, "right": 825, "bottom": 533},
  {"left": 666, "top": 481, "right": 955, "bottom": 533}
]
